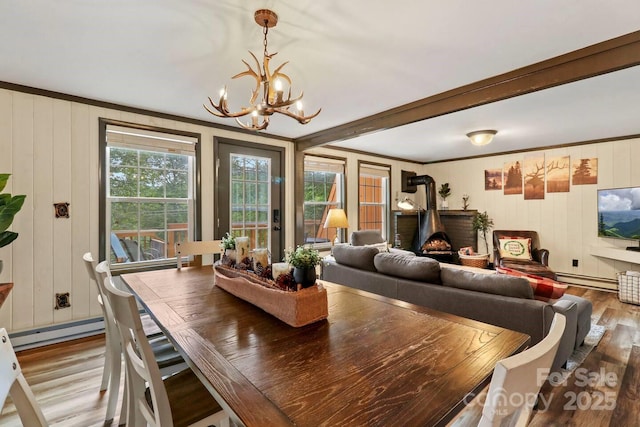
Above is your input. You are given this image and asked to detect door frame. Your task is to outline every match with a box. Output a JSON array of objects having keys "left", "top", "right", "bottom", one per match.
[{"left": 213, "top": 137, "right": 285, "bottom": 260}]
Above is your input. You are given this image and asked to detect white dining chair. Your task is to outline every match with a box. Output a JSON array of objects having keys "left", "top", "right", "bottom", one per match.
[
  {"left": 103, "top": 277, "right": 229, "bottom": 427},
  {"left": 0, "top": 328, "right": 48, "bottom": 427},
  {"left": 83, "top": 252, "right": 123, "bottom": 422},
  {"left": 86, "top": 255, "right": 185, "bottom": 424},
  {"left": 479, "top": 313, "right": 566, "bottom": 427},
  {"left": 175, "top": 240, "right": 223, "bottom": 270}
]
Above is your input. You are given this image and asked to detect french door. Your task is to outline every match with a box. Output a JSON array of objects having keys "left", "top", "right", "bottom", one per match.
[{"left": 215, "top": 139, "right": 284, "bottom": 261}]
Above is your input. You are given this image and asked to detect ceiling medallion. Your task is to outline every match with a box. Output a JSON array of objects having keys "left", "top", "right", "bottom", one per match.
[{"left": 204, "top": 9, "right": 321, "bottom": 131}]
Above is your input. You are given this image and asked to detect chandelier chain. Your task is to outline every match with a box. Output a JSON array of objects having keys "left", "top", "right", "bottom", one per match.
[{"left": 263, "top": 22, "right": 269, "bottom": 58}]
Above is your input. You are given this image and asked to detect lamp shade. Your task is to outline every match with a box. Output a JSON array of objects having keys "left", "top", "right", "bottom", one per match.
[
  {"left": 397, "top": 197, "right": 417, "bottom": 211},
  {"left": 466, "top": 130, "right": 497, "bottom": 146},
  {"left": 324, "top": 208, "right": 349, "bottom": 229}
]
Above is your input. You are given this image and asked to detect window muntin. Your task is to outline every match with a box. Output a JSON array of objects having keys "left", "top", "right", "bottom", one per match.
[
  {"left": 303, "top": 156, "right": 345, "bottom": 248},
  {"left": 104, "top": 125, "right": 197, "bottom": 268},
  {"left": 229, "top": 154, "right": 271, "bottom": 249},
  {"left": 358, "top": 164, "right": 390, "bottom": 239}
]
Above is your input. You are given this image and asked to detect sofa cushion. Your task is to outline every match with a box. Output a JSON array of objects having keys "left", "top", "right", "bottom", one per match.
[
  {"left": 496, "top": 266, "right": 567, "bottom": 302},
  {"left": 374, "top": 252, "right": 441, "bottom": 283},
  {"left": 332, "top": 245, "right": 379, "bottom": 272},
  {"left": 441, "top": 268, "right": 534, "bottom": 299}
]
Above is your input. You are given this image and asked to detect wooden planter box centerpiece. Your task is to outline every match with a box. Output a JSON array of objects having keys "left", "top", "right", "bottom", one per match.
[{"left": 214, "top": 265, "right": 328, "bottom": 327}]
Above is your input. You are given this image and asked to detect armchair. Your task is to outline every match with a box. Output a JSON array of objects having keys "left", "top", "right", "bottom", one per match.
[{"left": 493, "top": 230, "right": 557, "bottom": 280}]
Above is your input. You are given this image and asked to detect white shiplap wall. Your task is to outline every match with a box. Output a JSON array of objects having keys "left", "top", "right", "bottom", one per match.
[
  {"left": 0, "top": 88, "right": 295, "bottom": 333},
  {"left": 425, "top": 138, "right": 640, "bottom": 289},
  {"left": 0, "top": 87, "right": 424, "bottom": 334}
]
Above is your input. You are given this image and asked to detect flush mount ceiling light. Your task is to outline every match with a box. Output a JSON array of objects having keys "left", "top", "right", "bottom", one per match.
[
  {"left": 204, "top": 9, "right": 321, "bottom": 131},
  {"left": 466, "top": 130, "right": 497, "bottom": 146}
]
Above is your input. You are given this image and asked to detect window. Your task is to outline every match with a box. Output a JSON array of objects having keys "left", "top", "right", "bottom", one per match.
[
  {"left": 230, "top": 154, "right": 271, "bottom": 248},
  {"left": 100, "top": 122, "right": 199, "bottom": 269},
  {"left": 359, "top": 163, "right": 390, "bottom": 239},
  {"left": 303, "top": 156, "right": 345, "bottom": 248}
]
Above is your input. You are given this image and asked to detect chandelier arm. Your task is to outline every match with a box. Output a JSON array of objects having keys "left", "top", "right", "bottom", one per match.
[
  {"left": 276, "top": 107, "right": 322, "bottom": 124},
  {"left": 266, "top": 91, "right": 303, "bottom": 109},
  {"left": 235, "top": 116, "right": 269, "bottom": 131},
  {"left": 231, "top": 54, "right": 262, "bottom": 105},
  {"left": 204, "top": 97, "right": 255, "bottom": 118},
  {"left": 270, "top": 64, "right": 291, "bottom": 84}
]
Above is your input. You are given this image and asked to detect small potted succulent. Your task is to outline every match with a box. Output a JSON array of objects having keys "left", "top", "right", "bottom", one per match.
[
  {"left": 438, "top": 183, "right": 451, "bottom": 210},
  {"left": 220, "top": 232, "right": 237, "bottom": 259},
  {"left": 0, "top": 173, "right": 26, "bottom": 307},
  {"left": 285, "top": 245, "right": 321, "bottom": 288}
]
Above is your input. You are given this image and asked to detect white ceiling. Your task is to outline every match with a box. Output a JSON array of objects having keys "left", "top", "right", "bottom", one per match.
[{"left": 1, "top": 1, "right": 639, "bottom": 162}]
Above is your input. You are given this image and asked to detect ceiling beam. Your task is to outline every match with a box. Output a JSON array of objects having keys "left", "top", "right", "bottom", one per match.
[{"left": 295, "top": 30, "right": 640, "bottom": 151}]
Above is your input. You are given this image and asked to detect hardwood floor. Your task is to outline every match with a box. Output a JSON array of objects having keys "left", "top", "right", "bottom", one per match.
[
  {"left": 449, "top": 286, "right": 640, "bottom": 427},
  {"left": 0, "top": 334, "right": 125, "bottom": 426},
  {"left": 0, "top": 286, "right": 638, "bottom": 426}
]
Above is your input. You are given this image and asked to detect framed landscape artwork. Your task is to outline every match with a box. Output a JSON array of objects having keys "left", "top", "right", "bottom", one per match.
[
  {"left": 484, "top": 169, "right": 503, "bottom": 190},
  {"left": 546, "top": 156, "right": 570, "bottom": 193},
  {"left": 572, "top": 158, "right": 598, "bottom": 185},
  {"left": 524, "top": 154, "right": 545, "bottom": 200},
  {"left": 503, "top": 161, "right": 523, "bottom": 195}
]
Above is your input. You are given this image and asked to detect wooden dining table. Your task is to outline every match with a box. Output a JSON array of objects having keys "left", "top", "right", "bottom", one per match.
[{"left": 121, "top": 266, "right": 529, "bottom": 427}]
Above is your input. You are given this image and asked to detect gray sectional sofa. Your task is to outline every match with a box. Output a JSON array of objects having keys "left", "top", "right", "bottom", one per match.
[{"left": 322, "top": 245, "right": 592, "bottom": 371}]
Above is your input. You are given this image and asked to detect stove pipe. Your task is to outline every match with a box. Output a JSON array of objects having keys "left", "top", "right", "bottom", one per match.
[{"left": 406, "top": 175, "right": 446, "bottom": 253}]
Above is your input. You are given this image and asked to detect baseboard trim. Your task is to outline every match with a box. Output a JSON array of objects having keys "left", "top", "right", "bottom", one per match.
[
  {"left": 557, "top": 272, "right": 617, "bottom": 291},
  {"left": 9, "top": 318, "right": 105, "bottom": 351}
]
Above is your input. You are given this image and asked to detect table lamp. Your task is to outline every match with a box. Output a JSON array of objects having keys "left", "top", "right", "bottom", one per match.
[{"left": 324, "top": 208, "right": 349, "bottom": 245}]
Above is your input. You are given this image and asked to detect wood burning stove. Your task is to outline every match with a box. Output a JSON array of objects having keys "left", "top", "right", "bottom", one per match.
[{"left": 403, "top": 174, "right": 454, "bottom": 261}]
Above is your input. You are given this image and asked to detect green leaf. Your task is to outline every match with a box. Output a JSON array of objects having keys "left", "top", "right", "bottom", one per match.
[
  {"left": 0, "top": 231, "right": 18, "bottom": 248},
  {"left": 0, "top": 195, "right": 26, "bottom": 233},
  {"left": 0, "top": 174, "right": 9, "bottom": 193}
]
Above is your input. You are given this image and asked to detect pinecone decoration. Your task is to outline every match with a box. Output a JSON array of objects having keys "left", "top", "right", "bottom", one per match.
[
  {"left": 275, "top": 272, "right": 296, "bottom": 291},
  {"left": 236, "top": 261, "right": 249, "bottom": 270},
  {"left": 261, "top": 265, "right": 273, "bottom": 280},
  {"left": 254, "top": 263, "right": 265, "bottom": 276}
]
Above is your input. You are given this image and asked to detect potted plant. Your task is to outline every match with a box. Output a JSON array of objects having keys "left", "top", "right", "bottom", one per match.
[
  {"left": 220, "top": 232, "right": 237, "bottom": 259},
  {"left": 472, "top": 211, "right": 494, "bottom": 255},
  {"left": 0, "top": 173, "right": 26, "bottom": 306},
  {"left": 285, "top": 245, "right": 321, "bottom": 288},
  {"left": 438, "top": 183, "right": 451, "bottom": 210}
]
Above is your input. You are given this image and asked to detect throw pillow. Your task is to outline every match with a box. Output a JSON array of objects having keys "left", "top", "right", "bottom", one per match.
[
  {"left": 365, "top": 242, "right": 390, "bottom": 253},
  {"left": 495, "top": 266, "right": 567, "bottom": 302},
  {"left": 331, "top": 245, "right": 379, "bottom": 272},
  {"left": 374, "top": 252, "right": 441, "bottom": 283},
  {"left": 498, "top": 237, "right": 532, "bottom": 260}
]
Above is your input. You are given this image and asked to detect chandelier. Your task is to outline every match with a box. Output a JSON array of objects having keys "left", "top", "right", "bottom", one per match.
[{"left": 204, "top": 9, "right": 321, "bottom": 131}]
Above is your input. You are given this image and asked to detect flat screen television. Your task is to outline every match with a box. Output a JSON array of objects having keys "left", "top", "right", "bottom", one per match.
[{"left": 597, "top": 187, "right": 640, "bottom": 250}]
